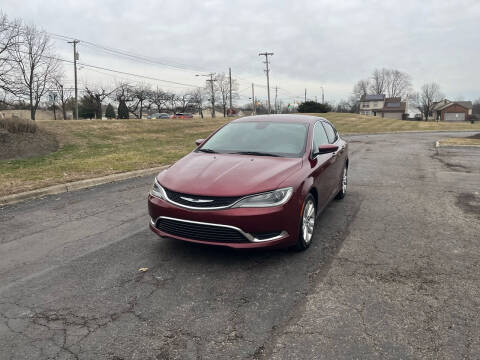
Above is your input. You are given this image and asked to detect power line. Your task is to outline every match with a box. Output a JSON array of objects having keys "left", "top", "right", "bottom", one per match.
[
  {"left": 15, "top": 49, "right": 201, "bottom": 89},
  {"left": 49, "top": 32, "right": 210, "bottom": 74}
]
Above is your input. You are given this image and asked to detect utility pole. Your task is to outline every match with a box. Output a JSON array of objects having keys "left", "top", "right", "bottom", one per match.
[
  {"left": 304, "top": 88, "right": 307, "bottom": 102},
  {"left": 321, "top": 86, "right": 325, "bottom": 104},
  {"left": 251, "top": 83, "right": 256, "bottom": 115},
  {"left": 274, "top": 86, "right": 278, "bottom": 114},
  {"left": 68, "top": 40, "right": 80, "bottom": 120},
  {"left": 197, "top": 73, "right": 216, "bottom": 117},
  {"left": 229, "top": 67, "right": 232, "bottom": 116},
  {"left": 258, "top": 52, "right": 273, "bottom": 114}
]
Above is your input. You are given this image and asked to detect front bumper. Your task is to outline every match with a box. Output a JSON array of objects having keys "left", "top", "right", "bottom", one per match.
[{"left": 148, "top": 195, "right": 300, "bottom": 249}]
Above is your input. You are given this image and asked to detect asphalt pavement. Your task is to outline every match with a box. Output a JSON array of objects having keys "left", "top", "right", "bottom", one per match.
[{"left": 1, "top": 132, "right": 479, "bottom": 359}]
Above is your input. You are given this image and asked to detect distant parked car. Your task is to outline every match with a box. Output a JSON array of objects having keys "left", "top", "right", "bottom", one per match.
[
  {"left": 172, "top": 113, "right": 193, "bottom": 119},
  {"left": 149, "top": 113, "right": 170, "bottom": 119}
]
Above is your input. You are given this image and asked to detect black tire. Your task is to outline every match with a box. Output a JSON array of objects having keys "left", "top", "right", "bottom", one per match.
[
  {"left": 295, "top": 194, "right": 316, "bottom": 251},
  {"left": 335, "top": 164, "right": 348, "bottom": 200}
]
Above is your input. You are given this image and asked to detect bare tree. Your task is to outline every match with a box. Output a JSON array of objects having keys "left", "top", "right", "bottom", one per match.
[
  {"left": 10, "top": 24, "right": 60, "bottom": 120},
  {"left": 353, "top": 79, "right": 369, "bottom": 99},
  {"left": 53, "top": 73, "right": 72, "bottom": 119},
  {"left": 168, "top": 92, "right": 177, "bottom": 114},
  {"left": 190, "top": 88, "right": 205, "bottom": 118},
  {"left": 149, "top": 87, "right": 169, "bottom": 113},
  {"left": 112, "top": 82, "right": 150, "bottom": 118},
  {"left": 130, "top": 84, "right": 151, "bottom": 118},
  {"left": 369, "top": 68, "right": 388, "bottom": 95},
  {"left": 386, "top": 69, "right": 411, "bottom": 98},
  {"left": 214, "top": 73, "right": 238, "bottom": 117},
  {"left": 0, "top": 12, "right": 21, "bottom": 100},
  {"left": 84, "top": 85, "right": 113, "bottom": 119},
  {"left": 417, "top": 83, "right": 443, "bottom": 121},
  {"left": 177, "top": 92, "right": 193, "bottom": 113}
]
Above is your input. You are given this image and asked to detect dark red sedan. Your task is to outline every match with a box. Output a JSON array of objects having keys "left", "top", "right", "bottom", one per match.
[{"left": 148, "top": 114, "right": 348, "bottom": 250}]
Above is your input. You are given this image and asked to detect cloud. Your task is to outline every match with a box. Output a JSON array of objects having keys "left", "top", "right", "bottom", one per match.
[{"left": 2, "top": 0, "right": 479, "bottom": 102}]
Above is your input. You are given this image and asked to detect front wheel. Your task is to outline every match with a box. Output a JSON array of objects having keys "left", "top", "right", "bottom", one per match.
[
  {"left": 335, "top": 165, "right": 348, "bottom": 200},
  {"left": 295, "top": 194, "right": 316, "bottom": 251}
]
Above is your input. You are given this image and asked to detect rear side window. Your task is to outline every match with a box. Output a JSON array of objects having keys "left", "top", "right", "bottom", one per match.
[
  {"left": 313, "top": 122, "right": 329, "bottom": 150},
  {"left": 322, "top": 122, "right": 337, "bottom": 143}
]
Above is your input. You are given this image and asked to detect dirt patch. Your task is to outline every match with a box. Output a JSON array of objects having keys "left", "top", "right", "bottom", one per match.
[
  {"left": 456, "top": 193, "right": 480, "bottom": 218},
  {"left": 0, "top": 128, "right": 58, "bottom": 160}
]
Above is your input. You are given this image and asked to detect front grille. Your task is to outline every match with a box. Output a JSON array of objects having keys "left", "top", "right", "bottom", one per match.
[
  {"left": 155, "top": 217, "right": 248, "bottom": 243},
  {"left": 163, "top": 187, "right": 241, "bottom": 208}
]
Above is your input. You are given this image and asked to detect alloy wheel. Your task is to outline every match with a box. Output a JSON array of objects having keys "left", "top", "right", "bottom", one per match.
[
  {"left": 302, "top": 200, "right": 315, "bottom": 244},
  {"left": 342, "top": 167, "right": 348, "bottom": 194}
]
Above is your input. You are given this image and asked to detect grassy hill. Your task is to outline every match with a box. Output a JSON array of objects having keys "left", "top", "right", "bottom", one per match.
[{"left": 1, "top": 113, "right": 479, "bottom": 197}]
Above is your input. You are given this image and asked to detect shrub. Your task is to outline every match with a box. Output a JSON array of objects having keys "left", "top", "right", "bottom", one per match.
[
  {"left": 298, "top": 101, "right": 332, "bottom": 113},
  {"left": 118, "top": 100, "right": 129, "bottom": 119},
  {"left": 0, "top": 117, "right": 37, "bottom": 134},
  {"left": 105, "top": 103, "right": 116, "bottom": 119}
]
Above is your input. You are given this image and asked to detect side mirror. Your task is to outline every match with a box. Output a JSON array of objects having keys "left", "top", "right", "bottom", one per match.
[
  {"left": 195, "top": 139, "right": 205, "bottom": 146},
  {"left": 313, "top": 144, "right": 338, "bottom": 156}
]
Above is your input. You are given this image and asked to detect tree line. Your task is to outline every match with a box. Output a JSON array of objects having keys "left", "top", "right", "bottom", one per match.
[{"left": 0, "top": 12, "right": 239, "bottom": 120}]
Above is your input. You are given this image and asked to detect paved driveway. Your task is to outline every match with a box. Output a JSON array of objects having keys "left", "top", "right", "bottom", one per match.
[{"left": 1, "top": 132, "right": 479, "bottom": 359}]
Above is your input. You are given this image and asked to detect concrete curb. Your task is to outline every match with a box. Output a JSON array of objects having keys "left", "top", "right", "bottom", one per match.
[{"left": 0, "top": 165, "right": 169, "bottom": 206}]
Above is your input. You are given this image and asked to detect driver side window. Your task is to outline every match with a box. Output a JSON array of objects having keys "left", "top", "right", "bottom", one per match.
[{"left": 313, "top": 122, "right": 329, "bottom": 153}]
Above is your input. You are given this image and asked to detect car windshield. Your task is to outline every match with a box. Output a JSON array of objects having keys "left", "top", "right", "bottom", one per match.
[{"left": 198, "top": 121, "right": 308, "bottom": 157}]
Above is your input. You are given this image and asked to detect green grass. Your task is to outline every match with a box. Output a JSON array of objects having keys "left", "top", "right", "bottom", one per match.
[{"left": 1, "top": 113, "right": 480, "bottom": 197}]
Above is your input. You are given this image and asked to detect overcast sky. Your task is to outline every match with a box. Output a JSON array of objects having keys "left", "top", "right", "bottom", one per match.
[{"left": 2, "top": 0, "right": 479, "bottom": 104}]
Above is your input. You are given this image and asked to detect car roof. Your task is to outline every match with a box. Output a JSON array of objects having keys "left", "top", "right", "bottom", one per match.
[{"left": 233, "top": 114, "right": 326, "bottom": 125}]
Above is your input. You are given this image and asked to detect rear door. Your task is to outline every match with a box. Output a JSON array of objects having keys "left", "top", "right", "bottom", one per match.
[{"left": 322, "top": 121, "right": 346, "bottom": 198}]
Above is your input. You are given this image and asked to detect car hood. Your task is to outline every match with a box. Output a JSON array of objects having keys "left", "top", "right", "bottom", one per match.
[{"left": 157, "top": 152, "right": 303, "bottom": 197}]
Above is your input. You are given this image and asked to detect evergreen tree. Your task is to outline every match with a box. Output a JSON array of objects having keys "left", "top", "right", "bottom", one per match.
[
  {"left": 78, "top": 95, "right": 97, "bottom": 119},
  {"left": 105, "top": 103, "right": 116, "bottom": 119},
  {"left": 298, "top": 101, "right": 332, "bottom": 113},
  {"left": 117, "top": 100, "right": 129, "bottom": 119}
]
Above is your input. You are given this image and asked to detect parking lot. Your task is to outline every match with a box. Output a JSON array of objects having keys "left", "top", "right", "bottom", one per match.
[{"left": 1, "top": 132, "right": 479, "bottom": 359}]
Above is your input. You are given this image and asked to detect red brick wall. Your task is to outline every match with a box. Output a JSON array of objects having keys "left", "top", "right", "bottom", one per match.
[{"left": 441, "top": 104, "right": 469, "bottom": 121}]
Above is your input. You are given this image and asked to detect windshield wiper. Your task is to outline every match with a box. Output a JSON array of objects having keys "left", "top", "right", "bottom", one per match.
[
  {"left": 197, "top": 148, "right": 218, "bottom": 154},
  {"left": 229, "top": 151, "right": 281, "bottom": 157}
]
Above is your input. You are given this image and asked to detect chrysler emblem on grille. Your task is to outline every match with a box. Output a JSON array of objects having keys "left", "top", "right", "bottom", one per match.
[{"left": 180, "top": 196, "right": 214, "bottom": 203}]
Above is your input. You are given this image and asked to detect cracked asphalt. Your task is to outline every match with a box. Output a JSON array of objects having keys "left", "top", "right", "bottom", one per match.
[{"left": 1, "top": 132, "right": 479, "bottom": 360}]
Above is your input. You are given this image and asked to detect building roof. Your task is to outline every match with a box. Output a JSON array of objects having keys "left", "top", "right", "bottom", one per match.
[
  {"left": 456, "top": 101, "right": 473, "bottom": 109},
  {"left": 436, "top": 100, "right": 472, "bottom": 111},
  {"left": 434, "top": 99, "right": 473, "bottom": 111},
  {"left": 360, "top": 94, "right": 385, "bottom": 102},
  {"left": 381, "top": 98, "right": 406, "bottom": 112}
]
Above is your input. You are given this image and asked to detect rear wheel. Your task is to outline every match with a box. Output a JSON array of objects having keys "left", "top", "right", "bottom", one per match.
[
  {"left": 295, "top": 194, "right": 316, "bottom": 251},
  {"left": 335, "top": 165, "right": 348, "bottom": 200}
]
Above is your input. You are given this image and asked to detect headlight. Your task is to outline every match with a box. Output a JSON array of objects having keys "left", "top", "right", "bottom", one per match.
[
  {"left": 233, "top": 187, "right": 293, "bottom": 208},
  {"left": 150, "top": 178, "right": 167, "bottom": 199}
]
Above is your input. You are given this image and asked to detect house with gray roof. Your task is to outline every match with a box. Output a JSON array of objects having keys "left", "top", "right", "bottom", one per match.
[
  {"left": 377, "top": 97, "right": 407, "bottom": 120},
  {"left": 432, "top": 99, "right": 472, "bottom": 121},
  {"left": 359, "top": 94, "right": 385, "bottom": 116}
]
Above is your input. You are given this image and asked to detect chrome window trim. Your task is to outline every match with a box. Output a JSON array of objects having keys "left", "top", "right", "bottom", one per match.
[
  {"left": 150, "top": 216, "right": 288, "bottom": 243},
  {"left": 311, "top": 120, "right": 340, "bottom": 159}
]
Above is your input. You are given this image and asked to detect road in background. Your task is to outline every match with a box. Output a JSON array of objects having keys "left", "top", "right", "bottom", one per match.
[{"left": 1, "top": 132, "right": 479, "bottom": 359}]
